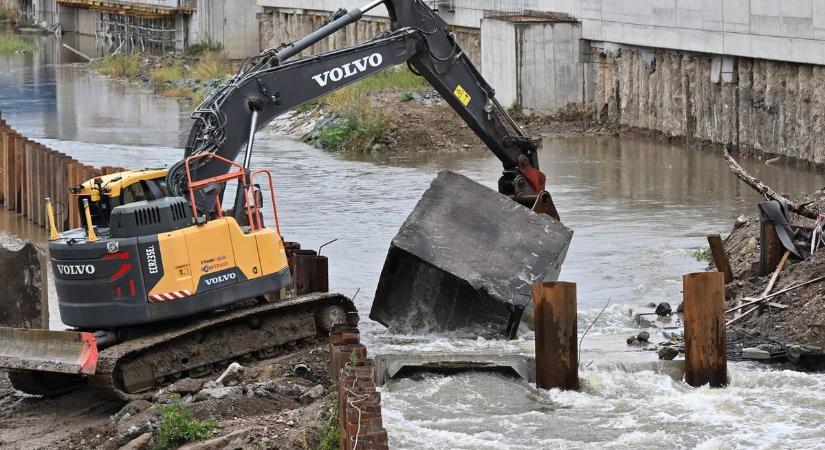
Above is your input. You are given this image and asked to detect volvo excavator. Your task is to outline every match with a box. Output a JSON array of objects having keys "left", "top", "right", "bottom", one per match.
[{"left": 0, "top": 0, "right": 568, "bottom": 399}]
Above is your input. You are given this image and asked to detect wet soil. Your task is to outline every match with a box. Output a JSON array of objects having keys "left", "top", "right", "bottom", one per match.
[
  {"left": 0, "top": 346, "right": 335, "bottom": 449},
  {"left": 720, "top": 192, "right": 825, "bottom": 348}
]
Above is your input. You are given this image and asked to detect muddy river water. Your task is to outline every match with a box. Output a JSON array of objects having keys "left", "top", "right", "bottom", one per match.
[{"left": 3, "top": 34, "right": 825, "bottom": 449}]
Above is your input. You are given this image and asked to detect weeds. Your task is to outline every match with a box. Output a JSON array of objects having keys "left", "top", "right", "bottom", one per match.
[
  {"left": 690, "top": 248, "right": 712, "bottom": 262},
  {"left": 399, "top": 91, "right": 414, "bottom": 102},
  {"left": 312, "top": 92, "right": 389, "bottom": 153},
  {"left": 0, "top": 8, "right": 10, "bottom": 21},
  {"left": 152, "top": 394, "right": 218, "bottom": 450},
  {"left": 93, "top": 54, "right": 142, "bottom": 80},
  {"left": 317, "top": 403, "right": 340, "bottom": 450},
  {"left": 187, "top": 42, "right": 223, "bottom": 56},
  {"left": 0, "top": 33, "right": 37, "bottom": 56}
]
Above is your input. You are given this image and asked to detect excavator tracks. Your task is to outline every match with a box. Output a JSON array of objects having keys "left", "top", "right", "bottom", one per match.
[{"left": 9, "top": 293, "right": 357, "bottom": 401}]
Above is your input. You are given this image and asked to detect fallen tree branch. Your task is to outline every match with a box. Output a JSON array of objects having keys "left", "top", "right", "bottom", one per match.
[
  {"left": 725, "top": 274, "right": 825, "bottom": 314},
  {"left": 723, "top": 149, "right": 819, "bottom": 220}
]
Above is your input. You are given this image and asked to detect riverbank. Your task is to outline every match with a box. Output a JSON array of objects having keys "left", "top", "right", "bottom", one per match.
[
  {"left": 0, "top": 346, "right": 336, "bottom": 449},
  {"left": 719, "top": 190, "right": 825, "bottom": 363}
]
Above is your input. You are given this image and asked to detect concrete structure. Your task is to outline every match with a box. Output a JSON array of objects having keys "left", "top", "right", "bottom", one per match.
[
  {"left": 373, "top": 332, "right": 685, "bottom": 386},
  {"left": 189, "top": 0, "right": 260, "bottom": 58},
  {"left": 21, "top": 0, "right": 258, "bottom": 57},
  {"left": 257, "top": 0, "right": 482, "bottom": 65},
  {"left": 482, "top": 13, "right": 585, "bottom": 112}
]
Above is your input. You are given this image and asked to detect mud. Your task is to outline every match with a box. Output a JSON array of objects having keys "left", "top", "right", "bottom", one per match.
[
  {"left": 720, "top": 194, "right": 825, "bottom": 348},
  {"left": 0, "top": 346, "right": 336, "bottom": 449}
]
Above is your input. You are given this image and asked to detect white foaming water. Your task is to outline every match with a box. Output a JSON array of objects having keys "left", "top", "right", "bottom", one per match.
[{"left": 382, "top": 364, "right": 825, "bottom": 449}]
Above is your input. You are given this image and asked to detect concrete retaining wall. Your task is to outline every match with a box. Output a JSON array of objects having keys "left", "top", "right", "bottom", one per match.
[
  {"left": 258, "top": 6, "right": 481, "bottom": 66},
  {"left": 0, "top": 0, "right": 16, "bottom": 13},
  {"left": 190, "top": 0, "right": 260, "bottom": 59},
  {"left": 593, "top": 45, "right": 825, "bottom": 165},
  {"left": 482, "top": 17, "right": 584, "bottom": 112}
]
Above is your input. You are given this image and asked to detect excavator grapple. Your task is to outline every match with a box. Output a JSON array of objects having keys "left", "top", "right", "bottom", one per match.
[{"left": 370, "top": 171, "right": 573, "bottom": 338}]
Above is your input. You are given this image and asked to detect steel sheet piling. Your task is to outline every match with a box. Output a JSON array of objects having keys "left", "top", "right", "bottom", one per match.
[
  {"left": 683, "top": 271, "right": 728, "bottom": 388},
  {"left": 531, "top": 281, "right": 579, "bottom": 391}
]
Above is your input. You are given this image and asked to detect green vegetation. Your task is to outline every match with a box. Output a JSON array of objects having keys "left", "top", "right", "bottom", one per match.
[
  {"left": 690, "top": 248, "right": 712, "bottom": 262},
  {"left": 186, "top": 42, "right": 223, "bottom": 56},
  {"left": 152, "top": 394, "right": 218, "bottom": 450},
  {"left": 308, "top": 68, "right": 428, "bottom": 153},
  {"left": 93, "top": 51, "right": 230, "bottom": 104},
  {"left": 0, "top": 33, "right": 37, "bottom": 56},
  {"left": 93, "top": 54, "right": 143, "bottom": 80},
  {"left": 317, "top": 404, "right": 340, "bottom": 450},
  {"left": 0, "top": 8, "right": 11, "bottom": 22}
]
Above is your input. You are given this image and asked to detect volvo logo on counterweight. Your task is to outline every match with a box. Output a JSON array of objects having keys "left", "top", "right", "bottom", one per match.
[
  {"left": 56, "top": 264, "right": 96, "bottom": 275},
  {"left": 312, "top": 53, "right": 384, "bottom": 87}
]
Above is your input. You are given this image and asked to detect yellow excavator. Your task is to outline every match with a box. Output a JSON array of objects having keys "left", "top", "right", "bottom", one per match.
[{"left": 0, "top": 0, "right": 571, "bottom": 399}]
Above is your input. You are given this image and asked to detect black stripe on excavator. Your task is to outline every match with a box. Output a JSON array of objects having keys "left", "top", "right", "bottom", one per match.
[
  {"left": 197, "top": 267, "right": 247, "bottom": 293},
  {"left": 138, "top": 237, "right": 164, "bottom": 292}
]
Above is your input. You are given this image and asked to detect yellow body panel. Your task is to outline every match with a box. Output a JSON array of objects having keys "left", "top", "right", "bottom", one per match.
[
  {"left": 152, "top": 231, "right": 195, "bottom": 294},
  {"left": 184, "top": 219, "right": 236, "bottom": 289},
  {"left": 227, "top": 219, "right": 263, "bottom": 280},
  {"left": 146, "top": 217, "right": 288, "bottom": 298},
  {"left": 256, "top": 229, "right": 288, "bottom": 276}
]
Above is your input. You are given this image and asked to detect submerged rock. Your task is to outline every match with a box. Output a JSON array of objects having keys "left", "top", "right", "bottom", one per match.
[{"left": 658, "top": 346, "right": 679, "bottom": 360}]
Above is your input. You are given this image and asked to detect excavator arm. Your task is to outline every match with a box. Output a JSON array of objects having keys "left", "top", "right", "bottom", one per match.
[{"left": 169, "top": 0, "right": 551, "bottom": 217}]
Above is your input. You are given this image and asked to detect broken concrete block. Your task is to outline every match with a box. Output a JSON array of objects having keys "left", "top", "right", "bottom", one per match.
[
  {"left": 370, "top": 170, "right": 572, "bottom": 338},
  {"left": 742, "top": 347, "right": 771, "bottom": 360},
  {"left": 216, "top": 362, "right": 244, "bottom": 386}
]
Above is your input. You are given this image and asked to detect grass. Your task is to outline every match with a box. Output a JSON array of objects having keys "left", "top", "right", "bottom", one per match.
[
  {"left": 93, "top": 51, "right": 231, "bottom": 104},
  {"left": 307, "top": 67, "right": 427, "bottom": 152},
  {"left": 152, "top": 394, "right": 218, "bottom": 450},
  {"left": 691, "top": 248, "right": 712, "bottom": 262},
  {"left": 93, "top": 54, "right": 142, "bottom": 80},
  {"left": 0, "top": 8, "right": 11, "bottom": 21},
  {"left": 312, "top": 89, "right": 389, "bottom": 152},
  {"left": 0, "top": 33, "right": 37, "bottom": 56},
  {"left": 317, "top": 403, "right": 340, "bottom": 450}
]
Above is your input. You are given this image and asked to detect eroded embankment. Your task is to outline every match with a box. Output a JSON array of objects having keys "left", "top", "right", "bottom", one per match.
[
  {"left": 721, "top": 191, "right": 825, "bottom": 350},
  {"left": 594, "top": 46, "right": 825, "bottom": 166}
]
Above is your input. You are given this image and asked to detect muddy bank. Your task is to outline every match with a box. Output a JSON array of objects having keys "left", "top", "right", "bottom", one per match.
[
  {"left": 0, "top": 346, "right": 336, "bottom": 449},
  {"left": 720, "top": 191, "right": 825, "bottom": 351}
]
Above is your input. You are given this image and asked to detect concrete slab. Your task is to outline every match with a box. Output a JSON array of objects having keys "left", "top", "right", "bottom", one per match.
[
  {"left": 374, "top": 332, "right": 685, "bottom": 386},
  {"left": 370, "top": 171, "right": 572, "bottom": 339}
]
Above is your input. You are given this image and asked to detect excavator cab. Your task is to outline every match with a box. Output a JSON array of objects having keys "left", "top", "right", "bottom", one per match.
[{"left": 70, "top": 169, "right": 169, "bottom": 228}]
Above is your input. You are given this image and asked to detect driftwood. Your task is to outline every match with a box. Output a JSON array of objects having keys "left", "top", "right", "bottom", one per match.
[
  {"left": 725, "top": 274, "right": 825, "bottom": 314},
  {"left": 723, "top": 149, "right": 819, "bottom": 220},
  {"left": 726, "top": 251, "right": 789, "bottom": 327}
]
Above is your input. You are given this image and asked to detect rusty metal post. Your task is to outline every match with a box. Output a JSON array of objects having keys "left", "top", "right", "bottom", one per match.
[
  {"left": 293, "top": 250, "right": 318, "bottom": 295},
  {"left": 316, "top": 255, "right": 329, "bottom": 293},
  {"left": 531, "top": 281, "right": 578, "bottom": 390},
  {"left": 707, "top": 234, "right": 733, "bottom": 284},
  {"left": 3, "top": 133, "right": 16, "bottom": 211},
  {"left": 758, "top": 211, "right": 784, "bottom": 277},
  {"left": 683, "top": 272, "right": 727, "bottom": 388}
]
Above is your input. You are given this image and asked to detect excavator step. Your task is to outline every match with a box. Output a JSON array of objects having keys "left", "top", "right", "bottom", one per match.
[
  {"left": 0, "top": 327, "right": 98, "bottom": 375},
  {"left": 370, "top": 170, "right": 573, "bottom": 338}
]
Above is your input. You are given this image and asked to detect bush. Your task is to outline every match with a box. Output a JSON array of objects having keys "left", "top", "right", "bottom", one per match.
[
  {"left": 399, "top": 91, "right": 414, "bottom": 102},
  {"left": 93, "top": 54, "right": 142, "bottom": 80},
  {"left": 0, "top": 33, "right": 37, "bottom": 55},
  {"left": 317, "top": 404, "right": 340, "bottom": 450},
  {"left": 153, "top": 394, "right": 218, "bottom": 450},
  {"left": 690, "top": 248, "right": 712, "bottom": 262}
]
